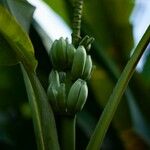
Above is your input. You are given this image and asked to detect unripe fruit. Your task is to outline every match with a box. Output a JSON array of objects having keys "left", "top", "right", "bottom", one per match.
[
  {"left": 82, "top": 55, "right": 92, "bottom": 80},
  {"left": 47, "top": 86, "right": 58, "bottom": 112},
  {"left": 71, "top": 46, "right": 86, "bottom": 80},
  {"left": 48, "top": 70, "right": 60, "bottom": 89},
  {"left": 49, "top": 37, "right": 76, "bottom": 71},
  {"left": 67, "top": 79, "right": 88, "bottom": 114},
  {"left": 57, "top": 83, "right": 66, "bottom": 112}
]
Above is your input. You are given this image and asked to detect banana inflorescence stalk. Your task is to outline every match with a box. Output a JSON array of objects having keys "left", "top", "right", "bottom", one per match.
[
  {"left": 48, "top": 35, "right": 94, "bottom": 150},
  {"left": 47, "top": 37, "right": 93, "bottom": 116},
  {"left": 46, "top": 1, "right": 93, "bottom": 150}
]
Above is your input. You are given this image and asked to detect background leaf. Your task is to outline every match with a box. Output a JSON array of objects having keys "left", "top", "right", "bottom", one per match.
[
  {"left": 0, "top": 35, "right": 18, "bottom": 66},
  {"left": 0, "top": 65, "right": 37, "bottom": 150},
  {"left": 0, "top": 5, "right": 37, "bottom": 71},
  {"left": 43, "top": 0, "right": 71, "bottom": 25},
  {"left": 21, "top": 66, "right": 60, "bottom": 150},
  {"left": 0, "top": 0, "right": 35, "bottom": 32}
]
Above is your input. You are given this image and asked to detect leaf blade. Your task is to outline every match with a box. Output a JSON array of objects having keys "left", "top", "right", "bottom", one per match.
[
  {"left": 86, "top": 25, "right": 150, "bottom": 150},
  {"left": 21, "top": 65, "right": 60, "bottom": 150},
  {"left": 0, "top": 5, "right": 37, "bottom": 71}
]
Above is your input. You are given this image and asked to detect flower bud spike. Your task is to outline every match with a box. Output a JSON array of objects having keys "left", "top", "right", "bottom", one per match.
[
  {"left": 79, "top": 36, "right": 94, "bottom": 51},
  {"left": 79, "top": 35, "right": 89, "bottom": 46}
]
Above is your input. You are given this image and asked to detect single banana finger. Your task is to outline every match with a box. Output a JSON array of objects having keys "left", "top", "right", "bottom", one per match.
[
  {"left": 57, "top": 83, "right": 66, "bottom": 112},
  {"left": 75, "top": 81, "right": 88, "bottom": 112},
  {"left": 82, "top": 55, "right": 92, "bottom": 80},
  {"left": 71, "top": 46, "right": 86, "bottom": 80}
]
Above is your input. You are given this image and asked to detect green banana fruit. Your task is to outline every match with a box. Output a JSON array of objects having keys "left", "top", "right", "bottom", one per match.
[
  {"left": 75, "top": 81, "right": 88, "bottom": 112},
  {"left": 85, "top": 37, "right": 95, "bottom": 51},
  {"left": 58, "top": 71, "right": 66, "bottom": 83},
  {"left": 48, "top": 70, "right": 60, "bottom": 89},
  {"left": 57, "top": 83, "right": 66, "bottom": 112},
  {"left": 48, "top": 70, "right": 67, "bottom": 113},
  {"left": 47, "top": 70, "right": 60, "bottom": 112},
  {"left": 79, "top": 35, "right": 89, "bottom": 47},
  {"left": 82, "top": 55, "right": 93, "bottom": 80},
  {"left": 49, "top": 37, "right": 66, "bottom": 70},
  {"left": 66, "top": 38, "right": 76, "bottom": 69},
  {"left": 67, "top": 79, "right": 88, "bottom": 114},
  {"left": 49, "top": 37, "right": 77, "bottom": 71},
  {"left": 71, "top": 46, "right": 86, "bottom": 80},
  {"left": 57, "top": 37, "right": 67, "bottom": 69},
  {"left": 49, "top": 40, "right": 59, "bottom": 68},
  {"left": 67, "top": 79, "right": 81, "bottom": 111},
  {"left": 47, "top": 86, "right": 59, "bottom": 112}
]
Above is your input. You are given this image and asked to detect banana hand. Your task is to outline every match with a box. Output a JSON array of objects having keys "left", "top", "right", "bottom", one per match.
[{"left": 49, "top": 37, "right": 76, "bottom": 71}]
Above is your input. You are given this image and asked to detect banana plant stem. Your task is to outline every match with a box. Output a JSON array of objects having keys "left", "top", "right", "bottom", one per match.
[
  {"left": 86, "top": 25, "right": 150, "bottom": 150},
  {"left": 60, "top": 115, "right": 76, "bottom": 150},
  {"left": 72, "top": 0, "right": 84, "bottom": 47}
]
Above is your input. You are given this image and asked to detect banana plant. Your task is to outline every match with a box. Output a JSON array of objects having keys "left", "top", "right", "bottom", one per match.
[{"left": 0, "top": 0, "right": 150, "bottom": 150}]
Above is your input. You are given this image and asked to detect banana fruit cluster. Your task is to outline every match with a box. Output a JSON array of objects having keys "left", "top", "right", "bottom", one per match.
[
  {"left": 50, "top": 37, "right": 76, "bottom": 71},
  {"left": 47, "top": 37, "right": 93, "bottom": 115}
]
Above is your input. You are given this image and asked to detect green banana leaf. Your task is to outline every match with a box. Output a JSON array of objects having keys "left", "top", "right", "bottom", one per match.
[
  {"left": 0, "top": 0, "right": 35, "bottom": 32},
  {"left": 0, "top": 5, "right": 37, "bottom": 71}
]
